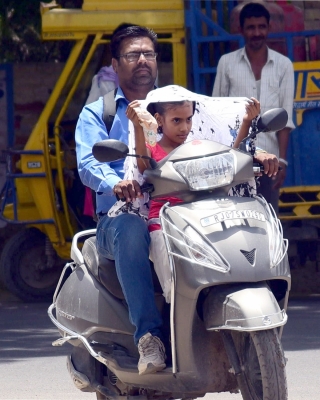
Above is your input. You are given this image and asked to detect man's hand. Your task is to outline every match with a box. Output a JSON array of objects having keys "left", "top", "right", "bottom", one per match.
[
  {"left": 113, "top": 180, "right": 143, "bottom": 202},
  {"left": 254, "top": 152, "right": 279, "bottom": 177}
]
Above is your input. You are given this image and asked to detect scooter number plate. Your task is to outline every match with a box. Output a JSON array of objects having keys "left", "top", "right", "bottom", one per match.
[{"left": 201, "top": 209, "right": 266, "bottom": 227}]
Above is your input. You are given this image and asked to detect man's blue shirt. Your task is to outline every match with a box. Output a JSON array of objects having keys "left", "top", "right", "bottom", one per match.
[{"left": 75, "top": 87, "right": 129, "bottom": 214}]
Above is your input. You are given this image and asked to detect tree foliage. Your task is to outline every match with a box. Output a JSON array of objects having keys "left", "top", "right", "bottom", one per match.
[{"left": 0, "top": 0, "right": 83, "bottom": 63}]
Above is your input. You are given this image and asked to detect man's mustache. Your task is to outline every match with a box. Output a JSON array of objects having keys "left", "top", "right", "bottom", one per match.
[{"left": 133, "top": 65, "right": 152, "bottom": 73}]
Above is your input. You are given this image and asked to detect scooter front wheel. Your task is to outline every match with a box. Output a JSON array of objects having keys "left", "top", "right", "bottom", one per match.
[
  {"left": 232, "top": 329, "right": 287, "bottom": 400},
  {"left": 96, "top": 392, "right": 108, "bottom": 400}
]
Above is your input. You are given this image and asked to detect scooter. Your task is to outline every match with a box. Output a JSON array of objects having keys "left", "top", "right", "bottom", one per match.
[{"left": 48, "top": 108, "right": 290, "bottom": 400}]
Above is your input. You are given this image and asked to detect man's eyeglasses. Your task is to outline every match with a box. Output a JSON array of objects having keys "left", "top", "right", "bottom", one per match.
[{"left": 118, "top": 52, "right": 157, "bottom": 63}]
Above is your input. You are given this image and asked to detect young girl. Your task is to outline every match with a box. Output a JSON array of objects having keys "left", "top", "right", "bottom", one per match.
[{"left": 126, "top": 94, "right": 261, "bottom": 302}]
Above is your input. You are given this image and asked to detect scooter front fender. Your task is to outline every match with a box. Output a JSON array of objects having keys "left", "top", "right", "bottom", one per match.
[{"left": 203, "top": 282, "right": 287, "bottom": 331}]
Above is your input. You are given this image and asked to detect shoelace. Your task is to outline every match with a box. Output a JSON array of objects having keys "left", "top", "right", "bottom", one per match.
[{"left": 138, "top": 336, "right": 165, "bottom": 358}]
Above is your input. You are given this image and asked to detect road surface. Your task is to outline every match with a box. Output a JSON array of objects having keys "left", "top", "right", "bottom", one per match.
[{"left": 0, "top": 292, "right": 319, "bottom": 399}]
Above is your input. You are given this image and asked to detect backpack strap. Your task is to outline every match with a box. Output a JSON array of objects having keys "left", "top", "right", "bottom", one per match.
[
  {"left": 90, "top": 88, "right": 119, "bottom": 222},
  {"left": 102, "top": 88, "right": 118, "bottom": 132}
]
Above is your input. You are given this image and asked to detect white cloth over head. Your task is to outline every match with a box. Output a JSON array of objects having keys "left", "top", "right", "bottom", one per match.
[{"left": 107, "top": 85, "right": 256, "bottom": 219}]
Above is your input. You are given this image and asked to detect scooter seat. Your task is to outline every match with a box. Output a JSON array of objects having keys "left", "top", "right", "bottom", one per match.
[
  {"left": 82, "top": 236, "right": 124, "bottom": 299},
  {"left": 82, "top": 236, "right": 162, "bottom": 300}
]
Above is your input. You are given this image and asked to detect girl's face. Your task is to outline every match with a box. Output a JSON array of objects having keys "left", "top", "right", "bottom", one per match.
[{"left": 156, "top": 102, "right": 194, "bottom": 145}]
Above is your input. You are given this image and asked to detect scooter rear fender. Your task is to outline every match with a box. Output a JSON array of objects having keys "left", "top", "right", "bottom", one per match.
[{"left": 203, "top": 282, "right": 287, "bottom": 331}]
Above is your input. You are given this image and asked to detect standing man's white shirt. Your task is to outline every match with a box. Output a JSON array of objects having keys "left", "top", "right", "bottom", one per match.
[{"left": 212, "top": 47, "right": 295, "bottom": 157}]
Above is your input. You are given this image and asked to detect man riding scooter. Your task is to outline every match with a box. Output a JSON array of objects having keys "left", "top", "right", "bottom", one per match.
[
  {"left": 75, "top": 25, "right": 280, "bottom": 376},
  {"left": 76, "top": 25, "right": 167, "bottom": 375}
]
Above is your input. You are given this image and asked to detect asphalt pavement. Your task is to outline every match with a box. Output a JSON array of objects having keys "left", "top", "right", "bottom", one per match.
[{"left": 0, "top": 290, "right": 319, "bottom": 400}]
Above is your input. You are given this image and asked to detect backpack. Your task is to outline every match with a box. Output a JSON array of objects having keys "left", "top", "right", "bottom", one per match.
[{"left": 102, "top": 88, "right": 118, "bottom": 132}]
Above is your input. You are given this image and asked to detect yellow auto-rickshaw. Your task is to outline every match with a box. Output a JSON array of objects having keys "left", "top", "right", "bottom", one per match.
[{"left": 0, "top": 0, "right": 187, "bottom": 301}]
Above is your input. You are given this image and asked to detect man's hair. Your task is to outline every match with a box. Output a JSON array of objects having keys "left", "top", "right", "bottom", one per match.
[
  {"left": 111, "top": 26, "right": 158, "bottom": 59},
  {"left": 111, "top": 23, "right": 138, "bottom": 38},
  {"left": 239, "top": 2, "right": 270, "bottom": 28}
]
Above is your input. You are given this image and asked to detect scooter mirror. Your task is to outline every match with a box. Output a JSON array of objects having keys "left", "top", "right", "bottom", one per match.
[
  {"left": 256, "top": 108, "right": 288, "bottom": 133},
  {"left": 92, "top": 139, "right": 129, "bottom": 162}
]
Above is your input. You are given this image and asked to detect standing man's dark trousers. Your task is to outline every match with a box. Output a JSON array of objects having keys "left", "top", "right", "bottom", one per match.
[{"left": 257, "top": 174, "right": 279, "bottom": 215}]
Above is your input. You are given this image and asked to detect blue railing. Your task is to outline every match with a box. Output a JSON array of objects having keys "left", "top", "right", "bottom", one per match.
[{"left": 0, "top": 149, "right": 55, "bottom": 224}]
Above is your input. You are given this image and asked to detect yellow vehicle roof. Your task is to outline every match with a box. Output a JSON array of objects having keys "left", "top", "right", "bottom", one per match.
[{"left": 41, "top": 1, "right": 184, "bottom": 38}]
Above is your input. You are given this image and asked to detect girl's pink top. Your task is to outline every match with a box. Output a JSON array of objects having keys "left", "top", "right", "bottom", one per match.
[{"left": 146, "top": 143, "right": 182, "bottom": 231}]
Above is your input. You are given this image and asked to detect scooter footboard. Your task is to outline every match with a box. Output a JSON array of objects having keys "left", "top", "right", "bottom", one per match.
[{"left": 203, "top": 282, "right": 287, "bottom": 331}]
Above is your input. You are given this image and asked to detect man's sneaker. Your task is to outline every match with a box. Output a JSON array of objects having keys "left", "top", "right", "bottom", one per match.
[{"left": 137, "top": 332, "right": 166, "bottom": 375}]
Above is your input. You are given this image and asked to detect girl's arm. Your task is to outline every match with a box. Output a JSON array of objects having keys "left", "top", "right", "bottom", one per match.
[
  {"left": 233, "top": 97, "right": 260, "bottom": 149},
  {"left": 126, "top": 101, "right": 152, "bottom": 174}
]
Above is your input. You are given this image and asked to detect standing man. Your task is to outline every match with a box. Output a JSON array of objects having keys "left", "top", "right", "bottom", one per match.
[
  {"left": 212, "top": 2, "right": 295, "bottom": 213},
  {"left": 76, "top": 26, "right": 166, "bottom": 376}
]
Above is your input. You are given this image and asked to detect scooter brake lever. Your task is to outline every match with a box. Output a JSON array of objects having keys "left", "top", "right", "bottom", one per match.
[{"left": 140, "top": 183, "right": 154, "bottom": 194}]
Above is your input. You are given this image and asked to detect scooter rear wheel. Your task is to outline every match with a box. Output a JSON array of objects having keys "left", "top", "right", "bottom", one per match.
[{"left": 232, "top": 329, "right": 287, "bottom": 400}]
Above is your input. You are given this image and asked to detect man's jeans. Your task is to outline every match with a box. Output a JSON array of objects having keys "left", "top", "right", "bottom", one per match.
[{"left": 96, "top": 213, "right": 163, "bottom": 345}]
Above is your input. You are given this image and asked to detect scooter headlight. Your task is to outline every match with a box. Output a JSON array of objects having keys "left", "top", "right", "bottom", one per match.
[
  {"left": 183, "top": 226, "right": 230, "bottom": 272},
  {"left": 173, "top": 153, "right": 235, "bottom": 191}
]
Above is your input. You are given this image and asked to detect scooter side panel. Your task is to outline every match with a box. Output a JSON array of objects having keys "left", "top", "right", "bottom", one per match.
[
  {"left": 172, "top": 292, "right": 237, "bottom": 393},
  {"left": 55, "top": 264, "right": 135, "bottom": 337}
]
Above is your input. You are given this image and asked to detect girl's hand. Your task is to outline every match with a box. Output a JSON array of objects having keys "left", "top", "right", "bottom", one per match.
[
  {"left": 126, "top": 100, "right": 142, "bottom": 128},
  {"left": 243, "top": 97, "right": 260, "bottom": 123}
]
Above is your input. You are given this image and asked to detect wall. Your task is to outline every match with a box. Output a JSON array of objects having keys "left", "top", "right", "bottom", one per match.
[{"left": 13, "top": 63, "right": 65, "bottom": 147}]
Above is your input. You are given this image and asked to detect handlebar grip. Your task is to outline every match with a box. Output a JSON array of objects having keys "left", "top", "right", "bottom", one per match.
[
  {"left": 253, "top": 163, "right": 282, "bottom": 174},
  {"left": 115, "top": 182, "right": 154, "bottom": 201}
]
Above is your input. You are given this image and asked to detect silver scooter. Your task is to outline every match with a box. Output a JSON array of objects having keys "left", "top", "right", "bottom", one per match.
[{"left": 48, "top": 108, "right": 290, "bottom": 400}]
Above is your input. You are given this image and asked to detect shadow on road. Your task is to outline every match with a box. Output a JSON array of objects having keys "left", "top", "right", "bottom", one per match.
[
  {"left": 0, "top": 300, "right": 71, "bottom": 363},
  {"left": 282, "top": 296, "right": 320, "bottom": 352},
  {"left": 1, "top": 292, "right": 320, "bottom": 365}
]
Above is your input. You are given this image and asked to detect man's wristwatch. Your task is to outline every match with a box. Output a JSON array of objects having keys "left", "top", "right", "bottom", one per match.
[{"left": 254, "top": 148, "right": 267, "bottom": 155}]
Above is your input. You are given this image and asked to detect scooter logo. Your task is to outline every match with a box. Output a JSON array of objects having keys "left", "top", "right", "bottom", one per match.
[
  {"left": 58, "top": 309, "right": 75, "bottom": 320},
  {"left": 262, "top": 316, "right": 272, "bottom": 326}
]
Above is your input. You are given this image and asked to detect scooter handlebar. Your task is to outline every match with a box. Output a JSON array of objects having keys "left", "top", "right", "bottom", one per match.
[{"left": 253, "top": 163, "right": 282, "bottom": 175}]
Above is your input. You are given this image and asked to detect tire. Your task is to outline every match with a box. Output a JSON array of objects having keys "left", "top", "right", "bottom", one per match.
[
  {"left": 232, "top": 329, "right": 287, "bottom": 400},
  {"left": 95, "top": 392, "right": 107, "bottom": 399},
  {"left": 0, "top": 227, "right": 65, "bottom": 302}
]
